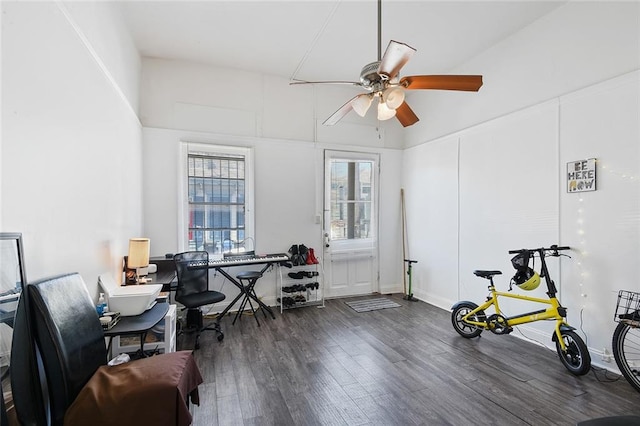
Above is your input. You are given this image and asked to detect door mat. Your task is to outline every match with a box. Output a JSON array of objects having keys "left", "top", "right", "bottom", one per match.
[{"left": 345, "top": 298, "right": 401, "bottom": 313}]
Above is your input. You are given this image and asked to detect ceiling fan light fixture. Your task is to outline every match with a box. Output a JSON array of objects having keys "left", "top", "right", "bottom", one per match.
[
  {"left": 377, "top": 100, "right": 396, "bottom": 121},
  {"left": 352, "top": 94, "right": 373, "bottom": 117},
  {"left": 382, "top": 86, "right": 405, "bottom": 109}
]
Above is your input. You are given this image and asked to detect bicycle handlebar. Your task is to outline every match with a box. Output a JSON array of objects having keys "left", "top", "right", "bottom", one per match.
[{"left": 508, "top": 245, "right": 571, "bottom": 255}]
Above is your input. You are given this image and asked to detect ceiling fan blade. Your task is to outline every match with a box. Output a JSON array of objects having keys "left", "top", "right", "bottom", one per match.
[
  {"left": 322, "top": 95, "right": 361, "bottom": 126},
  {"left": 378, "top": 40, "right": 416, "bottom": 80},
  {"left": 395, "top": 102, "right": 419, "bottom": 127},
  {"left": 290, "top": 79, "right": 362, "bottom": 87},
  {"left": 400, "top": 75, "right": 483, "bottom": 91}
]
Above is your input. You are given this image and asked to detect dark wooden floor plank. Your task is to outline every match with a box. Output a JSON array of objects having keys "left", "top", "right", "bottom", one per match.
[
  {"left": 216, "top": 393, "right": 244, "bottom": 426},
  {"left": 190, "top": 382, "right": 219, "bottom": 426},
  {"left": 182, "top": 295, "right": 640, "bottom": 426}
]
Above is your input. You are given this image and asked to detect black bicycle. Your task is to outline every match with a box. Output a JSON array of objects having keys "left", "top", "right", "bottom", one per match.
[{"left": 613, "top": 290, "right": 640, "bottom": 392}]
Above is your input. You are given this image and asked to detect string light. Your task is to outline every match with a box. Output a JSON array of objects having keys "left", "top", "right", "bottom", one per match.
[
  {"left": 574, "top": 190, "right": 589, "bottom": 311},
  {"left": 571, "top": 159, "right": 639, "bottom": 332},
  {"left": 599, "top": 163, "right": 638, "bottom": 181}
]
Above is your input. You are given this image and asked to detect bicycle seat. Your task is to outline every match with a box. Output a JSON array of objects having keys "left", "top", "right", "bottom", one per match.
[{"left": 473, "top": 270, "right": 502, "bottom": 279}]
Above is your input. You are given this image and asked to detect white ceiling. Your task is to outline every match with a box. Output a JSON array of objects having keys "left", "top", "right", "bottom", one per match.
[{"left": 116, "top": 0, "right": 566, "bottom": 83}]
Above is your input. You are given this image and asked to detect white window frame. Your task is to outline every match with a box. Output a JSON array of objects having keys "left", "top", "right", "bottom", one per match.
[{"left": 177, "top": 142, "right": 254, "bottom": 254}]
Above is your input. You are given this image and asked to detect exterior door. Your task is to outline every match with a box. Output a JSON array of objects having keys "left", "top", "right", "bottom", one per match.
[{"left": 323, "top": 150, "right": 379, "bottom": 298}]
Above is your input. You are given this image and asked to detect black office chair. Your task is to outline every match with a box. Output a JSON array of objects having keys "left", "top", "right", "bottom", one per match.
[
  {"left": 10, "top": 273, "right": 203, "bottom": 426},
  {"left": 174, "top": 251, "right": 225, "bottom": 348}
]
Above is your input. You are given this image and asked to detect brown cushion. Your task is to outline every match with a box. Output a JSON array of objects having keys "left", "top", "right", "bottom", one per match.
[{"left": 64, "top": 351, "right": 203, "bottom": 426}]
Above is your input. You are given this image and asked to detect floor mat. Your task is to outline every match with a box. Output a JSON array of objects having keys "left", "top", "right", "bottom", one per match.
[{"left": 345, "top": 298, "right": 401, "bottom": 313}]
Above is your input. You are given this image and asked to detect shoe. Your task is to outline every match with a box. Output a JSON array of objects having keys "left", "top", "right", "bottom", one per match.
[
  {"left": 289, "top": 245, "right": 303, "bottom": 266},
  {"left": 278, "top": 297, "right": 295, "bottom": 307},
  {"left": 288, "top": 271, "right": 305, "bottom": 279},
  {"left": 306, "top": 248, "right": 319, "bottom": 265},
  {"left": 298, "top": 244, "right": 309, "bottom": 265}
]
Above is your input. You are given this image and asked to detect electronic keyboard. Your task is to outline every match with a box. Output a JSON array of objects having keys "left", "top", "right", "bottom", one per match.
[{"left": 188, "top": 253, "right": 290, "bottom": 269}]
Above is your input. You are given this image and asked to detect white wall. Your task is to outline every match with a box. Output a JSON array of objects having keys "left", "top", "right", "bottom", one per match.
[
  {"left": 403, "top": 0, "right": 639, "bottom": 370},
  {"left": 140, "top": 57, "right": 405, "bottom": 149},
  {"left": 404, "top": 1, "right": 640, "bottom": 147},
  {"left": 1, "top": 1, "right": 142, "bottom": 298},
  {"left": 559, "top": 73, "right": 640, "bottom": 358},
  {"left": 141, "top": 126, "right": 404, "bottom": 305},
  {"left": 139, "top": 58, "right": 406, "bottom": 304}
]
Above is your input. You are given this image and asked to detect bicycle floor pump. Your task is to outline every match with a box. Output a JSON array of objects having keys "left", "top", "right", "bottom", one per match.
[{"left": 403, "top": 259, "right": 418, "bottom": 301}]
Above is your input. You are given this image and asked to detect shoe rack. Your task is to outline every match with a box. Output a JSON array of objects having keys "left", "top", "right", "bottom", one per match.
[{"left": 278, "top": 246, "right": 324, "bottom": 312}]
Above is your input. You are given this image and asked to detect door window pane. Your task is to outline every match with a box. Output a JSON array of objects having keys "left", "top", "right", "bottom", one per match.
[{"left": 329, "top": 159, "right": 374, "bottom": 241}]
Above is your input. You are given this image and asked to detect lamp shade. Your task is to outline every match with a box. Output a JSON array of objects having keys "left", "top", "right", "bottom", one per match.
[
  {"left": 377, "top": 101, "right": 397, "bottom": 121},
  {"left": 128, "top": 238, "right": 150, "bottom": 268},
  {"left": 352, "top": 94, "right": 373, "bottom": 117},
  {"left": 382, "top": 86, "right": 405, "bottom": 109}
]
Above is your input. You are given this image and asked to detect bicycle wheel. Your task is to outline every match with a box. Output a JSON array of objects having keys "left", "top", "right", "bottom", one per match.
[
  {"left": 612, "top": 321, "right": 640, "bottom": 392},
  {"left": 451, "top": 302, "right": 486, "bottom": 338},
  {"left": 555, "top": 330, "right": 591, "bottom": 376}
]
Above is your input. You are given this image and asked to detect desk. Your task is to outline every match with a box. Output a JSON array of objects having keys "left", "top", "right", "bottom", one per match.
[
  {"left": 123, "top": 256, "right": 176, "bottom": 291},
  {"left": 146, "top": 256, "right": 177, "bottom": 291},
  {"left": 104, "top": 302, "right": 169, "bottom": 357}
]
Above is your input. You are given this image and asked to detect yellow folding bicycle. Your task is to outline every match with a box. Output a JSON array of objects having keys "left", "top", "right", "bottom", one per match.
[{"left": 451, "top": 245, "right": 591, "bottom": 376}]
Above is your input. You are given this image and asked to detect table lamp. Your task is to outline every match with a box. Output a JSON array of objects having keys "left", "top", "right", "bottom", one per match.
[{"left": 128, "top": 238, "right": 150, "bottom": 284}]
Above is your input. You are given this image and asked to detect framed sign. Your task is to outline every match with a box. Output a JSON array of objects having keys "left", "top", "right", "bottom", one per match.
[{"left": 567, "top": 158, "right": 596, "bottom": 193}]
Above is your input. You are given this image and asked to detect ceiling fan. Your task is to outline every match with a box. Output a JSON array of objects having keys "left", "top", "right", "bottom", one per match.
[{"left": 290, "top": 0, "right": 483, "bottom": 127}]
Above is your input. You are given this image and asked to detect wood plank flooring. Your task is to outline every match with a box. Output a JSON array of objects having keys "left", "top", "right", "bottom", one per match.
[{"left": 178, "top": 295, "right": 640, "bottom": 426}]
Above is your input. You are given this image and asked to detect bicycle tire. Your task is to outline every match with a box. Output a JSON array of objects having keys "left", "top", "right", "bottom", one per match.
[
  {"left": 555, "top": 330, "right": 591, "bottom": 376},
  {"left": 612, "top": 321, "right": 640, "bottom": 393},
  {"left": 451, "top": 302, "right": 486, "bottom": 338}
]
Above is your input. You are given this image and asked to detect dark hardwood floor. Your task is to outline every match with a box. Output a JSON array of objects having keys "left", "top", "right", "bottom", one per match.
[{"left": 177, "top": 295, "right": 640, "bottom": 426}]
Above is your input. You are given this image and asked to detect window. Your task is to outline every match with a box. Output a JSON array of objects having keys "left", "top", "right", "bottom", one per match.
[
  {"left": 180, "top": 143, "right": 253, "bottom": 254},
  {"left": 325, "top": 152, "right": 377, "bottom": 242}
]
